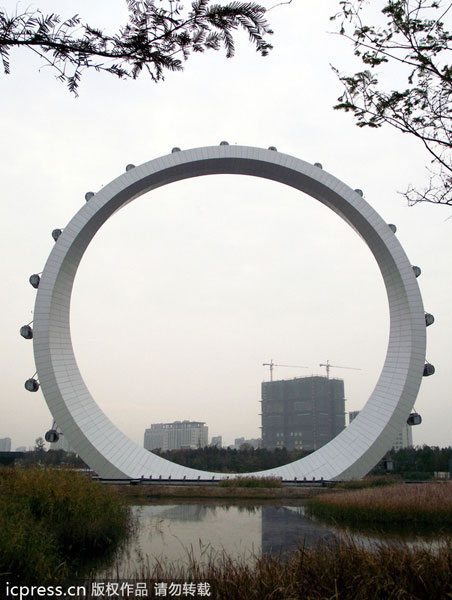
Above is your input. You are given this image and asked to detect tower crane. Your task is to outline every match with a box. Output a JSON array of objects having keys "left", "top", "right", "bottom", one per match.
[
  {"left": 319, "top": 359, "right": 361, "bottom": 379},
  {"left": 263, "top": 359, "right": 308, "bottom": 381}
]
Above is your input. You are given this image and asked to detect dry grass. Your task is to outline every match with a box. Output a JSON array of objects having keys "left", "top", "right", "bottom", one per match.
[
  {"left": 217, "top": 476, "right": 283, "bottom": 488},
  {"left": 99, "top": 537, "right": 452, "bottom": 599},
  {"left": 334, "top": 475, "right": 400, "bottom": 490},
  {"left": 308, "top": 482, "right": 452, "bottom": 526}
]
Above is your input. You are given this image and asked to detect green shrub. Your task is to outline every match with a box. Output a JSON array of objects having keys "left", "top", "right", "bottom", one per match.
[
  {"left": 0, "top": 467, "right": 130, "bottom": 583},
  {"left": 404, "top": 471, "right": 433, "bottom": 480},
  {"left": 0, "top": 495, "right": 63, "bottom": 582}
]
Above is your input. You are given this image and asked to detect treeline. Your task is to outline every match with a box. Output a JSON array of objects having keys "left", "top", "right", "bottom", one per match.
[
  {"left": 154, "top": 445, "right": 452, "bottom": 477},
  {"left": 154, "top": 446, "right": 311, "bottom": 473},
  {"left": 375, "top": 446, "right": 452, "bottom": 479},
  {"left": 19, "top": 449, "right": 87, "bottom": 468}
]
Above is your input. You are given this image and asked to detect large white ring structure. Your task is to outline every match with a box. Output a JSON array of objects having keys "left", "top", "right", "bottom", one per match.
[{"left": 32, "top": 145, "right": 426, "bottom": 480}]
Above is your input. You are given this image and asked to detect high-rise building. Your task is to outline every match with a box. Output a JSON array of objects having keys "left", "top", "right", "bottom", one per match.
[
  {"left": 261, "top": 376, "right": 345, "bottom": 451},
  {"left": 392, "top": 424, "right": 413, "bottom": 450},
  {"left": 144, "top": 421, "right": 208, "bottom": 452},
  {"left": 0, "top": 438, "right": 12, "bottom": 452},
  {"left": 348, "top": 410, "right": 360, "bottom": 425},
  {"left": 211, "top": 436, "right": 222, "bottom": 448}
]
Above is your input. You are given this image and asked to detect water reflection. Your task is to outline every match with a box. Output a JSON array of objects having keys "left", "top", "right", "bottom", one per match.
[
  {"left": 108, "top": 502, "right": 337, "bottom": 576},
  {"left": 125, "top": 503, "right": 262, "bottom": 570},
  {"left": 106, "top": 501, "right": 450, "bottom": 577},
  {"left": 261, "top": 506, "right": 336, "bottom": 555}
]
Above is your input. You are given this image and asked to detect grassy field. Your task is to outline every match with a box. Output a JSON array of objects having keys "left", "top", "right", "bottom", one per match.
[
  {"left": 307, "top": 482, "right": 452, "bottom": 526},
  {"left": 0, "top": 467, "right": 130, "bottom": 583}
]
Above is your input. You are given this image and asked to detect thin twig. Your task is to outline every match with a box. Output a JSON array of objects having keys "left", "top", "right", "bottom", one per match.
[{"left": 266, "top": 0, "right": 292, "bottom": 12}]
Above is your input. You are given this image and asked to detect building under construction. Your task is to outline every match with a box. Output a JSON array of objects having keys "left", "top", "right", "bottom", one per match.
[{"left": 261, "top": 376, "right": 346, "bottom": 451}]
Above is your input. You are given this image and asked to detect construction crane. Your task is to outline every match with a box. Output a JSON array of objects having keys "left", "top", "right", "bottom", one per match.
[
  {"left": 319, "top": 359, "right": 361, "bottom": 379},
  {"left": 263, "top": 359, "right": 308, "bottom": 381}
]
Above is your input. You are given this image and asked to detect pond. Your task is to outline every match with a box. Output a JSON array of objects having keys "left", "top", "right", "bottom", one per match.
[{"left": 103, "top": 500, "right": 450, "bottom": 577}]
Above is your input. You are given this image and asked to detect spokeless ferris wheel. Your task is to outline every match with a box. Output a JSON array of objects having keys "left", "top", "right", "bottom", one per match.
[{"left": 21, "top": 144, "right": 434, "bottom": 480}]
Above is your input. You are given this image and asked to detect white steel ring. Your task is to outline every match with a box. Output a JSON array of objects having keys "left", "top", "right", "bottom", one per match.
[{"left": 32, "top": 145, "right": 426, "bottom": 480}]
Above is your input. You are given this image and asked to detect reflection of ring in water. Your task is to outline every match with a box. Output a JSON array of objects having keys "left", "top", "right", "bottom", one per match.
[
  {"left": 99, "top": 501, "right": 449, "bottom": 580},
  {"left": 261, "top": 506, "right": 338, "bottom": 555},
  {"left": 105, "top": 502, "right": 342, "bottom": 577}
]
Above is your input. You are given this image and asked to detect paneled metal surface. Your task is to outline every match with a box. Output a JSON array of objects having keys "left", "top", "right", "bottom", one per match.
[{"left": 31, "top": 145, "right": 426, "bottom": 479}]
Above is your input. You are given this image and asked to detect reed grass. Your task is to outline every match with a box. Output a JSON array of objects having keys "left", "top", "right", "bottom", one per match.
[
  {"left": 101, "top": 537, "right": 452, "bottom": 599},
  {"left": 217, "top": 476, "right": 282, "bottom": 488},
  {"left": 0, "top": 467, "right": 130, "bottom": 583},
  {"left": 308, "top": 482, "right": 452, "bottom": 526},
  {"left": 334, "top": 475, "right": 400, "bottom": 490}
]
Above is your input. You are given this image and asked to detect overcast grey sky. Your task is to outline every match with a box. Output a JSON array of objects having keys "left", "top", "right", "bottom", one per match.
[{"left": 1, "top": 0, "right": 451, "bottom": 450}]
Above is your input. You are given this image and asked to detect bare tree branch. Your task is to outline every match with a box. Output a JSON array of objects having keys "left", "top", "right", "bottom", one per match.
[{"left": 266, "top": 0, "right": 293, "bottom": 12}]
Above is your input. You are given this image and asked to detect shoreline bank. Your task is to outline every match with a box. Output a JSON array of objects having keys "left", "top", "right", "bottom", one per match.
[{"left": 111, "top": 484, "right": 336, "bottom": 500}]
